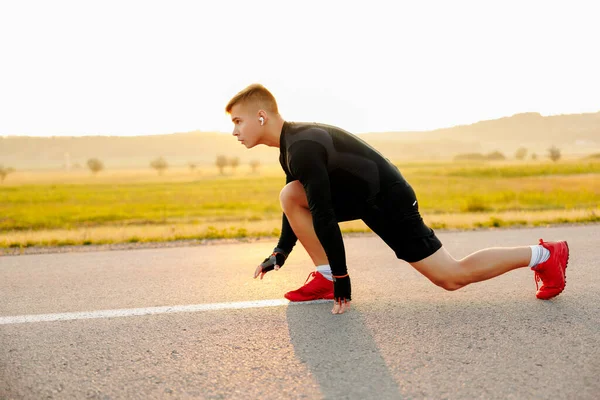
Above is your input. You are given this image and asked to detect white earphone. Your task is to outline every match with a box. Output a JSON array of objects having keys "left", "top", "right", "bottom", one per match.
[{"left": 259, "top": 117, "right": 265, "bottom": 126}]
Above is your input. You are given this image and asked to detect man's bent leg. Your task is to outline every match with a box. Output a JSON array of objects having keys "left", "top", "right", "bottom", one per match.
[
  {"left": 410, "top": 246, "right": 531, "bottom": 290},
  {"left": 280, "top": 181, "right": 328, "bottom": 266},
  {"left": 280, "top": 181, "right": 337, "bottom": 304}
]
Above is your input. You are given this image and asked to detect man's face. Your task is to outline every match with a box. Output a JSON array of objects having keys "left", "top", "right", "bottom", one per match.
[{"left": 230, "top": 103, "right": 262, "bottom": 149}]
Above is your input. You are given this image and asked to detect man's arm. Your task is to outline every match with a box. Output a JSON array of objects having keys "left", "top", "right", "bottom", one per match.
[{"left": 288, "top": 140, "right": 351, "bottom": 301}]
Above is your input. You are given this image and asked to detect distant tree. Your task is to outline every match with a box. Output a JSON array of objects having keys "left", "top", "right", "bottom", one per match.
[
  {"left": 486, "top": 151, "right": 506, "bottom": 161},
  {"left": 250, "top": 159, "right": 261, "bottom": 173},
  {"left": 0, "top": 165, "right": 15, "bottom": 182},
  {"left": 229, "top": 157, "right": 240, "bottom": 173},
  {"left": 216, "top": 155, "right": 228, "bottom": 175},
  {"left": 150, "top": 157, "right": 168, "bottom": 175},
  {"left": 188, "top": 162, "right": 197, "bottom": 173},
  {"left": 531, "top": 153, "right": 538, "bottom": 161},
  {"left": 548, "top": 146, "right": 561, "bottom": 162},
  {"left": 87, "top": 158, "right": 104, "bottom": 175},
  {"left": 515, "top": 147, "right": 528, "bottom": 160}
]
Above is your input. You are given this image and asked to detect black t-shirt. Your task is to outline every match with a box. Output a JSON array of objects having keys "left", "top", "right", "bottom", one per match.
[{"left": 276, "top": 121, "right": 407, "bottom": 277}]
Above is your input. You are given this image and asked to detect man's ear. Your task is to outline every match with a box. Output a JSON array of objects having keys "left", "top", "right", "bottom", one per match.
[{"left": 257, "top": 109, "right": 267, "bottom": 123}]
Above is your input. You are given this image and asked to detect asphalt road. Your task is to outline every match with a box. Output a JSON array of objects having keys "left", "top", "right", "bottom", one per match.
[{"left": 1, "top": 225, "right": 599, "bottom": 399}]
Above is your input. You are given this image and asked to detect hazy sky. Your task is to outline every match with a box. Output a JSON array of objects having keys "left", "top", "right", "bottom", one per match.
[{"left": 1, "top": 0, "right": 599, "bottom": 137}]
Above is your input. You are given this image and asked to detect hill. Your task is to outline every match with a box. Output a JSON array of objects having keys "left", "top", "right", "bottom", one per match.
[
  {"left": 1, "top": 111, "right": 599, "bottom": 170},
  {"left": 360, "top": 111, "right": 600, "bottom": 160},
  {"left": 0, "top": 131, "right": 280, "bottom": 170}
]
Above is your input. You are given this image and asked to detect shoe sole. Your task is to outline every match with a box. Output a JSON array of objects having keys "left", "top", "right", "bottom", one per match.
[
  {"left": 537, "top": 241, "right": 569, "bottom": 300},
  {"left": 284, "top": 293, "right": 334, "bottom": 302}
]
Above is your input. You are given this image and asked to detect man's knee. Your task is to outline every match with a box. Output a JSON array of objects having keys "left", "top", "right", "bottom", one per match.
[
  {"left": 430, "top": 271, "right": 468, "bottom": 291},
  {"left": 413, "top": 251, "right": 467, "bottom": 291},
  {"left": 435, "top": 279, "right": 465, "bottom": 291},
  {"left": 279, "top": 181, "right": 305, "bottom": 211}
]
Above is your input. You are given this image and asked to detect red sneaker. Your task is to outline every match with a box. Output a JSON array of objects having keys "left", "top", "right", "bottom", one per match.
[
  {"left": 284, "top": 271, "right": 334, "bottom": 302},
  {"left": 533, "top": 239, "right": 569, "bottom": 300}
]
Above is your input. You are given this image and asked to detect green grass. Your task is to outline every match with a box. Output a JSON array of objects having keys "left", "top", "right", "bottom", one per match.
[
  {"left": 0, "top": 177, "right": 284, "bottom": 231},
  {"left": 443, "top": 161, "right": 600, "bottom": 178},
  {"left": 408, "top": 174, "right": 599, "bottom": 213},
  {"left": 1, "top": 160, "right": 599, "bottom": 248},
  {"left": 394, "top": 159, "right": 600, "bottom": 177}
]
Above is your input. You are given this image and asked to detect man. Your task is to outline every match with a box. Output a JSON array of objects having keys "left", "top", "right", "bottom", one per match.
[{"left": 225, "top": 83, "right": 569, "bottom": 315}]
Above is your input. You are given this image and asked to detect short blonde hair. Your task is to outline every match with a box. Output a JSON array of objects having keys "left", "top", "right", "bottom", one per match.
[{"left": 225, "top": 83, "right": 279, "bottom": 114}]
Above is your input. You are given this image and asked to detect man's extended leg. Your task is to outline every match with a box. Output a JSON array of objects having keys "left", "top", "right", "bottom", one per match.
[
  {"left": 360, "top": 182, "right": 569, "bottom": 299},
  {"left": 409, "top": 246, "right": 531, "bottom": 290},
  {"left": 410, "top": 241, "right": 568, "bottom": 299}
]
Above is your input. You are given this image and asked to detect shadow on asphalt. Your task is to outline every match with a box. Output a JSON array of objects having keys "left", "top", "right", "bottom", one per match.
[{"left": 286, "top": 302, "right": 401, "bottom": 399}]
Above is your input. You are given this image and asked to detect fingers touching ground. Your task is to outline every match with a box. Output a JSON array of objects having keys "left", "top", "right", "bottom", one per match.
[
  {"left": 331, "top": 299, "right": 351, "bottom": 314},
  {"left": 253, "top": 264, "right": 280, "bottom": 280}
]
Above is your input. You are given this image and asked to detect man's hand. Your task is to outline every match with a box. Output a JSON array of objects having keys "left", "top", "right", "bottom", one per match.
[
  {"left": 253, "top": 262, "right": 281, "bottom": 280},
  {"left": 332, "top": 274, "right": 351, "bottom": 314},
  {"left": 253, "top": 249, "right": 287, "bottom": 280}
]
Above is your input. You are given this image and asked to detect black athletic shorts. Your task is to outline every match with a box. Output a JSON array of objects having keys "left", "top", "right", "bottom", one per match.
[{"left": 334, "top": 181, "right": 442, "bottom": 263}]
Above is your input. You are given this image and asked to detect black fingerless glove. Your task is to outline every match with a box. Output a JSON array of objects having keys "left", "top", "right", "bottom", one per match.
[
  {"left": 259, "top": 247, "right": 288, "bottom": 273},
  {"left": 333, "top": 275, "right": 351, "bottom": 301}
]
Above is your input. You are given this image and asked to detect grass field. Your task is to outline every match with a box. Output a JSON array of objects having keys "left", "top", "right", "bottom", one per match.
[{"left": 1, "top": 160, "right": 599, "bottom": 249}]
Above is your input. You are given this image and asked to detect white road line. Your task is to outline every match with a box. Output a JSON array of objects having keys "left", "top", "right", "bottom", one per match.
[{"left": 0, "top": 299, "right": 333, "bottom": 325}]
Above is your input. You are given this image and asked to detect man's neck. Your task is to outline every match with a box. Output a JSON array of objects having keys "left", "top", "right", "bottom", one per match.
[{"left": 261, "top": 116, "right": 285, "bottom": 148}]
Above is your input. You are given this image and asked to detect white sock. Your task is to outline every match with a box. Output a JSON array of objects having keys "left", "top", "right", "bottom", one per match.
[
  {"left": 528, "top": 245, "right": 550, "bottom": 268},
  {"left": 316, "top": 264, "right": 333, "bottom": 281}
]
